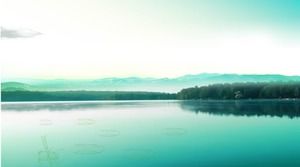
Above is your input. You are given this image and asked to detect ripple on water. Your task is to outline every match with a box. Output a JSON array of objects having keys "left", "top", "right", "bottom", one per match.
[
  {"left": 162, "top": 128, "right": 187, "bottom": 136},
  {"left": 98, "top": 129, "right": 120, "bottom": 137},
  {"left": 39, "top": 119, "right": 53, "bottom": 126},
  {"left": 73, "top": 144, "right": 104, "bottom": 155},
  {"left": 76, "top": 118, "right": 96, "bottom": 126},
  {"left": 123, "top": 148, "right": 155, "bottom": 160}
]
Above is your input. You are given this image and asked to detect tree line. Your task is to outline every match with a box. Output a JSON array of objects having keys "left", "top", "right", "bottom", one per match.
[
  {"left": 1, "top": 91, "right": 176, "bottom": 101},
  {"left": 177, "top": 82, "right": 300, "bottom": 100},
  {"left": 2, "top": 82, "right": 300, "bottom": 101}
]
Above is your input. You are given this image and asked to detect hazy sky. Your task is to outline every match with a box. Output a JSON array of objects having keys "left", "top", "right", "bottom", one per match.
[{"left": 1, "top": 0, "right": 300, "bottom": 79}]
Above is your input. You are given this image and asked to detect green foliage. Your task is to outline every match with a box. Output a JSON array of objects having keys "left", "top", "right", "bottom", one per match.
[
  {"left": 1, "top": 91, "right": 176, "bottom": 102},
  {"left": 177, "top": 82, "right": 300, "bottom": 100},
  {"left": 2, "top": 82, "right": 300, "bottom": 102},
  {"left": 1, "top": 82, "right": 33, "bottom": 91}
]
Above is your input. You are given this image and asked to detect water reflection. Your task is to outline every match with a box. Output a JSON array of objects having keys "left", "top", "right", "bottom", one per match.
[
  {"left": 40, "top": 119, "right": 53, "bottom": 126},
  {"left": 98, "top": 129, "right": 120, "bottom": 137},
  {"left": 180, "top": 100, "right": 300, "bottom": 118},
  {"left": 2, "top": 100, "right": 300, "bottom": 167},
  {"left": 2, "top": 100, "right": 300, "bottom": 118},
  {"left": 123, "top": 148, "right": 155, "bottom": 160},
  {"left": 76, "top": 118, "right": 97, "bottom": 126},
  {"left": 162, "top": 128, "right": 187, "bottom": 136},
  {"left": 38, "top": 136, "right": 59, "bottom": 166},
  {"left": 73, "top": 144, "right": 104, "bottom": 155},
  {"left": 1, "top": 101, "right": 173, "bottom": 111}
]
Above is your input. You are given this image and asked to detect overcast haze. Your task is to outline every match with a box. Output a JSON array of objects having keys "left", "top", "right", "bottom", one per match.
[{"left": 1, "top": 0, "right": 300, "bottom": 79}]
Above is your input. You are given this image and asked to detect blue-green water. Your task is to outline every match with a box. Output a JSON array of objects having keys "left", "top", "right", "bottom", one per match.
[{"left": 2, "top": 100, "right": 300, "bottom": 167}]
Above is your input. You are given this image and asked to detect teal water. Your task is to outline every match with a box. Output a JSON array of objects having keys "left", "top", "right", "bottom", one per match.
[{"left": 2, "top": 100, "right": 300, "bottom": 167}]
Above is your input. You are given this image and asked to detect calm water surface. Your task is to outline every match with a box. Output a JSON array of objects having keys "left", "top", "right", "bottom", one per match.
[{"left": 2, "top": 100, "right": 300, "bottom": 167}]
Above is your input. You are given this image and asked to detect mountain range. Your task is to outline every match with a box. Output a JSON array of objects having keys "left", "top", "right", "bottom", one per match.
[{"left": 2, "top": 73, "right": 300, "bottom": 92}]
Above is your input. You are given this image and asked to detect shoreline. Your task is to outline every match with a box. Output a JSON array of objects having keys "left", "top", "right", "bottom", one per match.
[{"left": 2, "top": 98, "right": 300, "bottom": 103}]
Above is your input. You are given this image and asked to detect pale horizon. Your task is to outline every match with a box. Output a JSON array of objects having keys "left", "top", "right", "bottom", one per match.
[
  {"left": 3, "top": 72, "right": 300, "bottom": 82},
  {"left": 1, "top": 0, "right": 300, "bottom": 79}
]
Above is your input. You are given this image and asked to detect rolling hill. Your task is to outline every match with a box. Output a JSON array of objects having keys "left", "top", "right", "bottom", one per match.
[{"left": 2, "top": 73, "right": 300, "bottom": 92}]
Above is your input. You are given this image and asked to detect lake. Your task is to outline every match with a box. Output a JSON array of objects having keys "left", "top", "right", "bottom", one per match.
[{"left": 2, "top": 100, "right": 300, "bottom": 167}]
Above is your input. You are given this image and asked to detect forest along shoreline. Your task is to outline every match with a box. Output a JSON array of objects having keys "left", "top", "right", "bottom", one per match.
[{"left": 1, "top": 82, "right": 300, "bottom": 102}]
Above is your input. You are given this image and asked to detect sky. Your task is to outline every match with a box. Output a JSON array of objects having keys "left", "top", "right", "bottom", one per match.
[{"left": 1, "top": 0, "right": 300, "bottom": 79}]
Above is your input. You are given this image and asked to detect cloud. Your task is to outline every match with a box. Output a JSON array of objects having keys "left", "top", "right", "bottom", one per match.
[{"left": 1, "top": 27, "right": 42, "bottom": 38}]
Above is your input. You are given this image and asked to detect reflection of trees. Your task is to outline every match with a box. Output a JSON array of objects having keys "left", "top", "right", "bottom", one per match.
[
  {"left": 180, "top": 100, "right": 300, "bottom": 118},
  {"left": 1, "top": 101, "right": 156, "bottom": 111},
  {"left": 4, "top": 100, "right": 300, "bottom": 118}
]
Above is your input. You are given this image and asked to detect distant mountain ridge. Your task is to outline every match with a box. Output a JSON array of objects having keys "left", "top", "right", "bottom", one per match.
[
  {"left": 2, "top": 73, "right": 300, "bottom": 92},
  {"left": 1, "top": 82, "right": 34, "bottom": 91}
]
